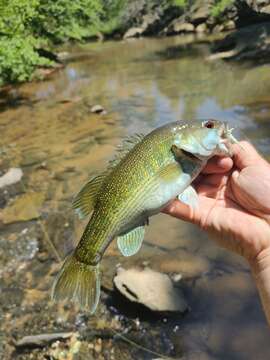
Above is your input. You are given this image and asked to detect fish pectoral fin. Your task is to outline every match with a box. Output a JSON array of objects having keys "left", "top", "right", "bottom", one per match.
[
  {"left": 178, "top": 185, "right": 199, "bottom": 209},
  {"left": 117, "top": 225, "right": 145, "bottom": 257},
  {"left": 158, "top": 162, "right": 183, "bottom": 183},
  {"left": 72, "top": 173, "right": 106, "bottom": 219}
]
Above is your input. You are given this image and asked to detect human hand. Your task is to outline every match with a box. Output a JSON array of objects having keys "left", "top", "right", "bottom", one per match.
[{"left": 163, "top": 141, "right": 270, "bottom": 264}]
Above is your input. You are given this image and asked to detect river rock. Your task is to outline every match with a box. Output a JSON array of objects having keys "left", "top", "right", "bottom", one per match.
[
  {"left": 174, "top": 22, "right": 195, "bottom": 33},
  {"left": 90, "top": 104, "right": 107, "bottom": 115},
  {"left": 123, "top": 27, "right": 145, "bottom": 39},
  {"left": 261, "top": 5, "right": 270, "bottom": 13},
  {"left": 189, "top": 0, "right": 211, "bottom": 25},
  {"left": 113, "top": 267, "right": 188, "bottom": 313},
  {"left": 0, "top": 192, "right": 45, "bottom": 224},
  {"left": 14, "top": 332, "right": 75, "bottom": 348},
  {"left": 167, "top": 18, "right": 195, "bottom": 34},
  {"left": 0, "top": 168, "right": 23, "bottom": 189},
  {"left": 196, "top": 23, "right": 208, "bottom": 33},
  {"left": 210, "top": 22, "right": 270, "bottom": 61},
  {"left": 21, "top": 151, "right": 48, "bottom": 167}
]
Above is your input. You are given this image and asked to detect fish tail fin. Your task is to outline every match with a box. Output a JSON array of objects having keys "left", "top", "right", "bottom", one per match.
[{"left": 51, "top": 253, "right": 100, "bottom": 314}]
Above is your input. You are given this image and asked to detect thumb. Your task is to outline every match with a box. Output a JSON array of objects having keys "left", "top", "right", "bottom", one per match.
[{"left": 162, "top": 199, "right": 194, "bottom": 223}]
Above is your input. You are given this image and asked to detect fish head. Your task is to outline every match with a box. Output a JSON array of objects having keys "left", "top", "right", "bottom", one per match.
[{"left": 173, "top": 119, "right": 237, "bottom": 160}]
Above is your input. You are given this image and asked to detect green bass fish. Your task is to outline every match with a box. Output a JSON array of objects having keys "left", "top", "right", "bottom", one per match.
[{"left": 52, "top": 119, "right": 237, "bottom": 313}]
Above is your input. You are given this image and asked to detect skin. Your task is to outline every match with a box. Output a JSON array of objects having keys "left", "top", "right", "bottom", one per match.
[{"left": 163, "top": 141, "right": 270, "bottom": 325}]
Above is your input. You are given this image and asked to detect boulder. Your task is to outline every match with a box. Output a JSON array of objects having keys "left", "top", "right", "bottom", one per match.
[
  {"left": 189, "top": 0, "right": 212, "bottom": 25},
  {"left": 174, "top": 22, "right": 195, "bottom": 33},
  {"left": 210, "top": 22, "right": 270, "bottom": 61},
  {"left": 196, "top": 23, "right": 208, "bottom": 33},
  {"left": 114, "top": 267, "right": 188, "bottom": 313},
  {"left": 261, "top": 5, "right": 270, "bottom": 13},
  {"left": 123, "top": 27, "right": 145, "bottom": 39}
]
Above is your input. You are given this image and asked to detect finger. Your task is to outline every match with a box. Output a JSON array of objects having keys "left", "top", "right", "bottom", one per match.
[
  {"left": 162, "top": 199, "right": 194, "bottom": 222},
  {"left": 232, "top": 141, "right": 269, "bottom": 170},
  {"left": 202, "top": 156, "right": 233, "bottom": 174},
  {"left": 163, "top": 196, "right": 218, "bottom": 224}
]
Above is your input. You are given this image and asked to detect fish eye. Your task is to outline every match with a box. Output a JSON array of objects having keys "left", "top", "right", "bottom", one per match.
[{"left": 203, "top": 120, "right": 215, "bottom": 129}]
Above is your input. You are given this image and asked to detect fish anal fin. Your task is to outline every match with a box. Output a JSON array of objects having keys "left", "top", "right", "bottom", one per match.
[
  {"left": 117, "top": 225, "right": 145, "bottom": 257},
  {"left": 72, "top": 174, "right": 106, "bottom": 219}
]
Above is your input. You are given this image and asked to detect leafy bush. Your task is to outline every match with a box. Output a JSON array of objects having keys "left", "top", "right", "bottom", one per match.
[
  {"left": 34, "top": 0, "right": 104, "bottom": 43},
  {"left": 0, "top": 0, "right": 51, "bottom": 86},
  {"left": 0, "top": 36, "right": 51, "bottom": 86},
  {"left": 0, "top": 0, "right": 124, "bottom": 86}
]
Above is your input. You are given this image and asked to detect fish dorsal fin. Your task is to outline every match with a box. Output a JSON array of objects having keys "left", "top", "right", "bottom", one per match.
[
  {"left": 117, "top": 225, "right": 145, "bottom": 257},
  {"left": 108, "top": 133, "right": 145, "bottom": 169},
  {"left": 72, "top": 173, "right": 106, "bottom": 219}
]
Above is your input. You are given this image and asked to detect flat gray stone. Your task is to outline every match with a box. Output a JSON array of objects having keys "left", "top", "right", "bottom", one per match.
[
  {"left": 114, "top": 267, "right": 188, "bottom": 313},
  {"left": 0, "top": 168, "right": 23, "bottom": 188}
]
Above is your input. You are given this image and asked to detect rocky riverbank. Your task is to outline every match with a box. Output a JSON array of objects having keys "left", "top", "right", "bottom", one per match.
[
  {"left": 118, "top": 0, "right": 270, "bottom": 62},
  {"left": 119, "top": 0, "right": 270, "bottom": 38}
]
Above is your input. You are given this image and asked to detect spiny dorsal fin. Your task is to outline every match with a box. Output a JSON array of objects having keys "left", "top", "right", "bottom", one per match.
[
  {"left": 108, "top": 133, "right": 145, "bottom": 169},
  {"left": 117, "top": 225, "right": 145, "bottom": 257},
  {"left": 72, "top": 173, "right": 106, "bottom": 219}
]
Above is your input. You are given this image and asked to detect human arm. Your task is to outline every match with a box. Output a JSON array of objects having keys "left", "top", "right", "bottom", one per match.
[{"left": 163, "top": 142, "right": 270, "bottom": 324}]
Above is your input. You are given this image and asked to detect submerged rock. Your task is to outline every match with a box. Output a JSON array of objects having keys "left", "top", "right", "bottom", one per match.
[
  {"left": 90, "top": 104, "right": 107, "bottom": 115},
  {"left": 0, "top": 192, "right": 45, "bottom": 224},
  {"left": 113, "top": 267, "right": 188, "bottom": 313},
  {"left": 14, "top": 332, "right": 76, "bottom": 348},
  {"left": 0, "top": 168, "right": 23, "bottom": 189}
]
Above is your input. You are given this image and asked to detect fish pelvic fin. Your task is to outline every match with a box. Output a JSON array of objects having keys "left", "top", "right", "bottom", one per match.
[{"left": 51, "top": 254, "right": 100, "bottom": 314}]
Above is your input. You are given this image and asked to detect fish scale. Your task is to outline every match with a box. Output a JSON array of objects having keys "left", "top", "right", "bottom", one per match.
[{"left": 51, "top": 119, "right": 237, "bottom": 313}]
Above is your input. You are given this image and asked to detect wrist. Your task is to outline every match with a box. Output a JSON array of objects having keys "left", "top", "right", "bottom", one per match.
[
  {"left": 249, "top": 247, "right": 270, "bottom": 276},
  {"left": 249, "top": 246, "right": 270, "bottom": 325}
]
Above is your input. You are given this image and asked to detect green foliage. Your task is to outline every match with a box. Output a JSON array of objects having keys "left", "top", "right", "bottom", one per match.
[
  {"left": 34, "top": 0, "right": 104, "bottom": 43},
  {"left": 0, "top": 0, "right": 52, "bottom": 86},
  {"left": 171, "top": 0, "right": 188, "bottom": 8},
  {"left": 211, "top": 0, "right": 234, "bottom": 18},
  {"left": 0, "top": 0, "right": 39, "bottom": 35},
  {"left": 99, "top": 0, "right": 127, "bottom": 34},
  {"left": 0, "top": 36, "right": 51, "bottom": 86},
  {"left": 0, "top": 0, "right": 125, "bottom": 86}
]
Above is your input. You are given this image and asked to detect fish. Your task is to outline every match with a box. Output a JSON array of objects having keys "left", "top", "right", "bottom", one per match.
[{"left": 51, "top": 119, "right": 237, "bottom": 313}]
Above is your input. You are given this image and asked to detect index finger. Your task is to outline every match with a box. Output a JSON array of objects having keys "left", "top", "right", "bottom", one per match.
[
  {"left": 232, "top": 141, "right": 269, "bottom": 170},
  {"left": 201, "top": 156, "right": 233, "bottom": 174}
]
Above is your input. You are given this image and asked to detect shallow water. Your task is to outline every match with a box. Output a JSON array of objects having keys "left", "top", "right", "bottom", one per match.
[{"left": 0, "top": 36, "right": 270, "bottom": 359}]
